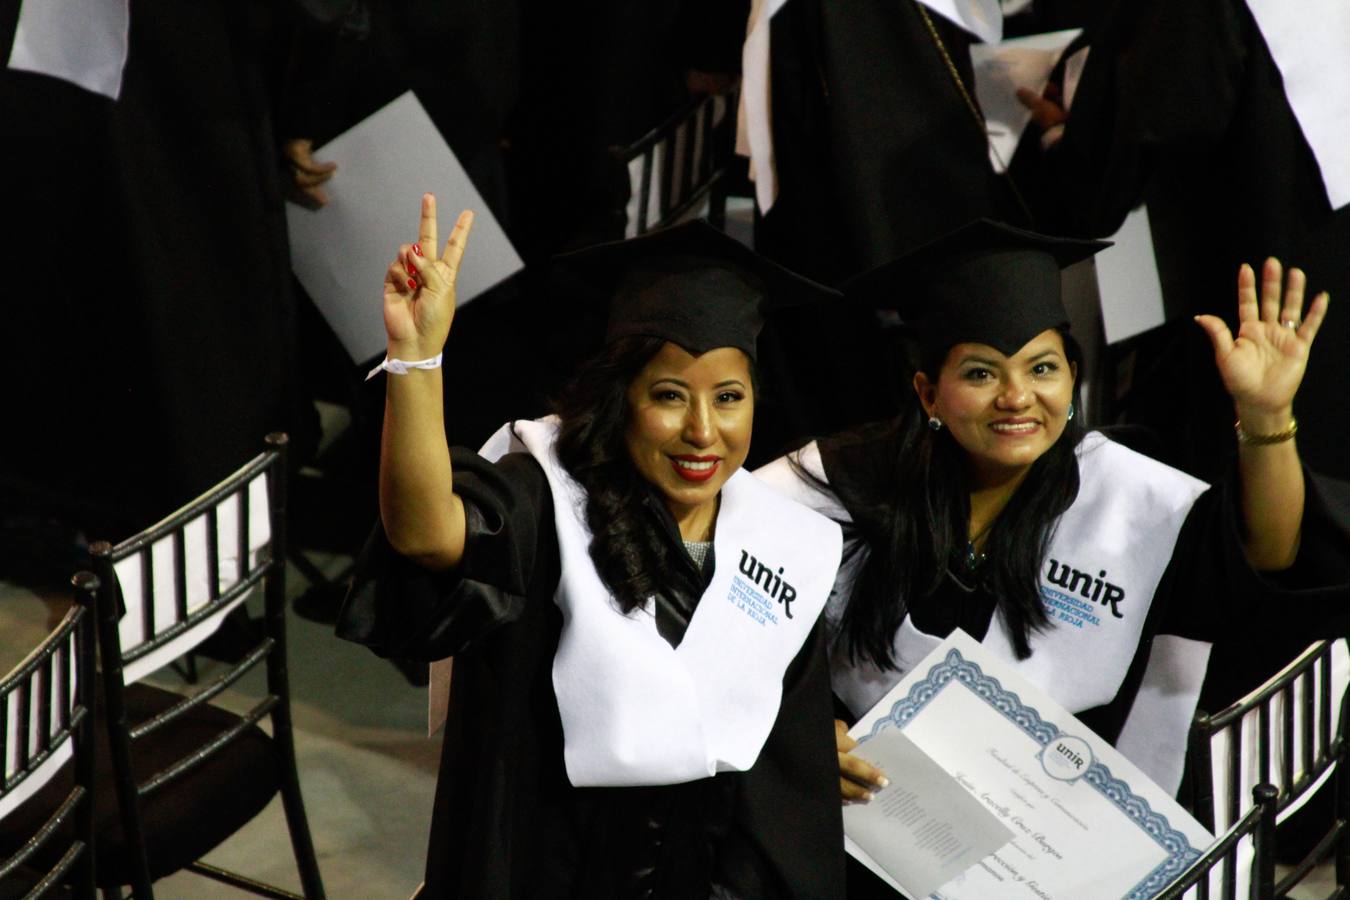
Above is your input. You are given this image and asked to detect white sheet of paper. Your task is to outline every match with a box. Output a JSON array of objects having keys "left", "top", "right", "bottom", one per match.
[
  {"left": 1094, "top": 205, "right": 1167, "bottom": 344},
  {"left": 286, "top": 92, "right": 523, "bottom": 363},
  {"left": 849, "top": 630, "right": 1212, "bottom": 898},
  {"left": 844, "top": 730, "right": 1014, "bottom": 898},
  {"left": 7, "top": 0, "right": 130, "bottom": 99},
  {"left": 1243, "top": 0, "right": 1350, "bottom": 210},
  {"left": 970, "top": 29, "right": 1081, "bottom": 173},
  {"left": 916, "top": 0, "right": 1004, "bottom": 45}
]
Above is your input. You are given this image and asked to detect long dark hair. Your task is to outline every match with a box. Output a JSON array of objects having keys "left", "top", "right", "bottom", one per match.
[
  {"left": 553, "top": 336, "right": 676, "bottom": 613},
  {"left": 830, "top": 330, "right": 1085, "bottom": 666}
]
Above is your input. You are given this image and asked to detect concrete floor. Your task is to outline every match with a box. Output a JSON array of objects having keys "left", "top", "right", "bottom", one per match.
[{"left": 0, "top": 549, "right": 438, "bottom": 900}]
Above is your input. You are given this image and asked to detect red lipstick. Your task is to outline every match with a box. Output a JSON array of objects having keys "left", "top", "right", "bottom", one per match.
[{"left": 669, "top": 454, "right": 720, "bottom": 482}]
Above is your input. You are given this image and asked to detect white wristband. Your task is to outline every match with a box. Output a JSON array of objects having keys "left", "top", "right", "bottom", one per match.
[{"left": 365, "top": 352, "right": 443, "bottom": 381}]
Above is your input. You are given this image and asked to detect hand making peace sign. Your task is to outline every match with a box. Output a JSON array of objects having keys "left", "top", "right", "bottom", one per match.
[{"left": 383, "top": 193, "right": 475, "bottom": 361}]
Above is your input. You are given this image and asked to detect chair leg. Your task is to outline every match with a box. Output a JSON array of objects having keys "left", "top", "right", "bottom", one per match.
[{"left": 272, "top": 709, "right": 326, "bottom": 898}]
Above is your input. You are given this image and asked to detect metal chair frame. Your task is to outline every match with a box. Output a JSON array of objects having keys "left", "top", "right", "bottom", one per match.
[
  {"left": 1188, "top": 639, "right": 1349, "bottom": 898},
  {"left": 615, "top": 90, "right": 737, "bottom": 237},
  {"left": 89, "top": 433, "right": 324, "bottom": 899},
  {"left": 1157, "top": 784, "right": 1278, "bottom": 900},
  {"left": 0, "top": 575, "right": 98, "bottom": 899}
]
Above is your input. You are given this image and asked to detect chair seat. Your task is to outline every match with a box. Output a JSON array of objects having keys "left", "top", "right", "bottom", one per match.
[{"left": 0, "top": 678, "right": 279, "bottom": 888}]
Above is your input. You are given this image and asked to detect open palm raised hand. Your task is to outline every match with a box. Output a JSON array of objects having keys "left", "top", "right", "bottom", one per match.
[
  {"left": 1194, "top": 258, "right": 1329, "bottom": 425},
  {"left": 383, "top": 193, "right": 474, "bottom": 360}
]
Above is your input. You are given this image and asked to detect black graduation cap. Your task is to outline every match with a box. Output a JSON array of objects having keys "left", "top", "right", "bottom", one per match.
[
  {"left": 844, "top": 219, "right": 1109, "bottom": 360},
  {"left": 553, "top": 219, "right": 839, "bottom": 363}
]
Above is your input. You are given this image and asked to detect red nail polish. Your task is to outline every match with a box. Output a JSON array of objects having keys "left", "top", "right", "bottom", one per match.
[
  {"left": 413, "top": 243, "right": 423, "bottom": 256},
  {"left": 407, "top": 278, "right": 417, "bottom": 290}
]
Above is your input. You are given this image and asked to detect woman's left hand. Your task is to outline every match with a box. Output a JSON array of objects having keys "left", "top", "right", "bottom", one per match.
[{"left": 1195, "top": 258, "right": 1329, "bottom": 424}]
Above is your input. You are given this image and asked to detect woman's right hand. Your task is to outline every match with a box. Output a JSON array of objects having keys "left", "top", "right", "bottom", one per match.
[
  {"left": 383, "top": 193, "right": 474, "bottom": 360},
  {"left": 836, "top": 719, "right": 889, "bottom": 803}
]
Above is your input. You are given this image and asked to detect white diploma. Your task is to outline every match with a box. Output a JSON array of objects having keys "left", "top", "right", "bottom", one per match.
[
  {"left": 286, "top": 91, "right": 524, "bottom": 364},
  {"left": 845, "top": 730, "right": 1014, "bottom": 897},
  {"left": 969, "top": 29, "right": 1081, "bottom": 173},
  {"left": 847, "top": 631, "right": 1212, "bottom": 899}
]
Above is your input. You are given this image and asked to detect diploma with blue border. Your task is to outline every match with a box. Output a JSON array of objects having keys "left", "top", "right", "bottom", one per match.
[{"left": 843, "top": 630, "right": 1213, "bottom": 899}]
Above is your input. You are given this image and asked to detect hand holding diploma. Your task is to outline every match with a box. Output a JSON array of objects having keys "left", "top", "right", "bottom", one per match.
[{"left": 843, "top": 632, "right": 1212, "bottom": 899}]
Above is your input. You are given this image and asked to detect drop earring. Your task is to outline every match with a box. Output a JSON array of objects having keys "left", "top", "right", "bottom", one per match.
[{"left": 1067, "top": 402, "right": 1076, "bottom": 421}]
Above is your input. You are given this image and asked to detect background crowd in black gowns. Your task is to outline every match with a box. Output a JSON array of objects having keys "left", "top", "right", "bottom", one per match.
[{"left": 1, "top": 0, "right": 1347, "bottom": 890}]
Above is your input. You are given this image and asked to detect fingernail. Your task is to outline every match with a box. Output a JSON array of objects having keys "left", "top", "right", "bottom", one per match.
[
  {"left": 860, "top": 793, "right": 872, "bottom": 804},
  {"left": 413, "top": 243, "right": 423, "bottom": 256},
  {"left": 407, "top": 278, "right": 416, "bottom": 290},
  {"left": 877, "top": 776, "right": 890, "bottom": 788}
]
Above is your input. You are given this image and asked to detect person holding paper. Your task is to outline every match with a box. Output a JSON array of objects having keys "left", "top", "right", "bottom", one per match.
[
  {"left": 338, "top": 195, "right": 846, "bottom": 899},
  {"left": 1012, "top": 0, "right": 1350, "bottom": 486},
  {"left": 757, "top": 220, "right": 1349, "bottom": 829}
]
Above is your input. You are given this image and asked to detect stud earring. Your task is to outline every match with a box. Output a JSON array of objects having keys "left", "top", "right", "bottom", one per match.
[
  {"left": 928, "top": 415, "right": 943, "bottom": 431},
  {"left": 1067, "top": 402, "right": 1076, "bottom": 421}
]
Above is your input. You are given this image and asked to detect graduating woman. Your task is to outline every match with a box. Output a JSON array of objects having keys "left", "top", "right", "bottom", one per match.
[
  {"left": 756, "top": 220, "right": 1350, "bottom": 827},
  {"left": 338, "top": 195, "right": 847, "bottom": 899}
]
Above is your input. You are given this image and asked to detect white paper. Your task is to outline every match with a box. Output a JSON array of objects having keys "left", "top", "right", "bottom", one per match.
[
  {"left": 970, "top": 29, "right": 1081, "bottom": 173},
  {"left": 916, "top": 0, "right": 1004, "bottom": 45},
  {"left": 1094, "top": 205, "right": 1167, "bottom": 344},
  {"left": 1243, "top": 0, "right": 1350, "bottom": 210},
  {"left": 1060, "top": 46, "right": 1089, "bottom": 112},
  {"left": 286, "top": 92, "right": 524, "bottom": 363},
  {"left": 844, "top": 730, "right": 1014, "bottom": 898},
  {"left": 849, "top": 631, "right": 1212, "bottom": 898},
  {"left": 7, "top": 0, "right": 130, "bottom": 100}
]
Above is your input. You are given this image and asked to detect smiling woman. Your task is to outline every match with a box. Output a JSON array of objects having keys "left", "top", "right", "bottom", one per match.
[
  {"left": 623, "top": 344, "right": 755, "bottom": 537},
  {"left": 756, "top": 220, "right": 1349, "bottom": 869},
  {"left": 338, "top": 199, "right": 847, "bottom": 900}
]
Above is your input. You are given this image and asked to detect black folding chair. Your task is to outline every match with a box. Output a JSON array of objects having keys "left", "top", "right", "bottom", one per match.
[
  {"left": 1188, "top": 639, "right": 1349, "bottom": 898},
  {"left": 88, "top": 433, "right": 324, "bottom": 899},
  {"left": 615, "top": 90, "right": 738, "bottom": 238},
  {"left": 0, "top": 574, "right": 97, "bottom": 899},
  {"left": 1157, "top": 784, "right": 1278, "bottom": 900}
]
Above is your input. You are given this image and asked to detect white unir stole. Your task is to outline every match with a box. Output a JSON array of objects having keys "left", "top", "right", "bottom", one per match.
[
  {"left": 761, "top": 431, "right": 1210, "bottom": 791},
  {"left": 472, "top": 417, "right": 842, "bottom": 787}
]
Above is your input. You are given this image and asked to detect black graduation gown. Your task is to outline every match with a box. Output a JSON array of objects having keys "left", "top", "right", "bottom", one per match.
[
  {"left": 814, "top": 419, "right": 1350, "bottom": 742},
  {"left": 0, "top": 0, "right": 308, "bottom": 536},
  {"left": 738, "top": 1, "right": 1036, "bottom": 456},
  {"left": 1014, "top": 0, "right": 1350, "bottom": 483},
  {"left": 813, "top": 419, "right": 1350, "bottom": 897},
  {"left": 338, "top": 450, "right": 845, "bottom": 900}
]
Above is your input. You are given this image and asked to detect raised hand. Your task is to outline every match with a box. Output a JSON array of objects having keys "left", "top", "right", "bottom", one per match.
[
  {"left": 1194, "top": 258, "right": 1329, "bottom": 430},
  {"left": 383, "top": 193, "right": 475, "bottom": 360}
]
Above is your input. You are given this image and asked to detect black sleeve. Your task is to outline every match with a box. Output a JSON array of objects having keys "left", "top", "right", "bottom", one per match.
[
  {"left": 335, "top": 449, "right": 556, "bottom": 661},
  {"left": 1023, "top": 0, "right": 1248, "bottom": 236},
  {"left": 1158, "top": 470, "right": 1350, "bottom": 646}
]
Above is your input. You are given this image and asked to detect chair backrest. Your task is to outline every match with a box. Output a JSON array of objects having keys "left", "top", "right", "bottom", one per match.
[
  {"left": 1157, "top": 783, "right": 1278, "bottom": 900},
  {"left": 616, "top": 90, "right": 737, "bottom": 238},
  {"left": 89, "top": 434, "right": 293, "bottom": 871},
  {"left": 98, "top": 443, "right": 277, "bottom": 686},
  {"left": 0, "top": 574, "right": 97, "bottom": 898},
  {"left": 1189, "top": 639, "right": 1349, "bottom": 896}
]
